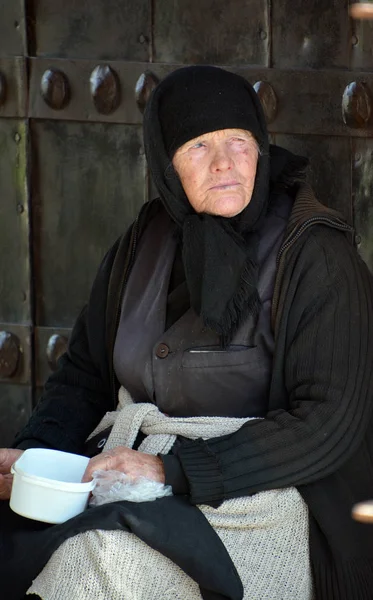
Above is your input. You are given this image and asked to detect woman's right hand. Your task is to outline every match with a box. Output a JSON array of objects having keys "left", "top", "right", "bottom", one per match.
[{"left": 0, "top": 448, "right": 23, "bottom": 500}]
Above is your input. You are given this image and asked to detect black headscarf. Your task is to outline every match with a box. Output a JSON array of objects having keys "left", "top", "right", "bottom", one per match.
[{"left": 143, "top": 66, "right": 305, "bottom": 345}]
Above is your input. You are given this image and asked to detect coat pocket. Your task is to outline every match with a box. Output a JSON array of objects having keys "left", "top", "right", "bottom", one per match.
[
  {"left": 182, "top": 345, "right": 262, "bottom": 369},
  {"left": 176, "top": 344, "right": 271, "bottom": 417}
]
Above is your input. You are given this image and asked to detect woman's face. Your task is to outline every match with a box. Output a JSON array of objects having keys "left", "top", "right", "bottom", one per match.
[{"left": 172, "top": 128, "right": 259, "bottom": 218}]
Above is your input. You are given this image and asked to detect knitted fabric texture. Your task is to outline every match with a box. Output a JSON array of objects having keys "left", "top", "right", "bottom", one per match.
[{"left": 28, "top": 388, "right": 313, "bottom": 600}]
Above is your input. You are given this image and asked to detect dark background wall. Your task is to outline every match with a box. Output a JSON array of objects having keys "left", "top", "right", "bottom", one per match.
[{"left": 0, "top": 0, "right": 372, "bottom": 445}]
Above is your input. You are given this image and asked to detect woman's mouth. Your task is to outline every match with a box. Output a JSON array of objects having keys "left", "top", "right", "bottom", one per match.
[{"left": 210, "top": 182, "right": 240, "bottom": 190}]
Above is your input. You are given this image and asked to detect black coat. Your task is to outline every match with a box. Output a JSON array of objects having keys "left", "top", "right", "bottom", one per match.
[{"left": 13, "top": 184, "right": 373, "bottom": 599}]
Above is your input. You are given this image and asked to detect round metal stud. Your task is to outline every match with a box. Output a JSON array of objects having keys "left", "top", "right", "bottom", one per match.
[
  {"left": 46, "top": 334, "right": 68, "bottom": 371},
  {"left": 135, "top": 71, "right": 159, "bottom": 114},
  {"left": 0, "top": 331, "right": 20, "bottom": 378},
  {"left": 90, "top": 65, "right": 121, "bottom": 115},
  {"left": 253, "top": 81, "right": 278, "bottom": 124},
  {"left": 40, "top": 69, "right": 70, "bottom": 110},
  {"left": 0, "top": 72, "right": 7, "bottom": 107},
  {"left": 342, "top": 82, "right": 372, "bottom": 128}
]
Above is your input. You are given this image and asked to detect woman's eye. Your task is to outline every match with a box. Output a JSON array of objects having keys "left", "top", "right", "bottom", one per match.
[{"left": 191, "top": 142, "right": 205, "bottom": 149}]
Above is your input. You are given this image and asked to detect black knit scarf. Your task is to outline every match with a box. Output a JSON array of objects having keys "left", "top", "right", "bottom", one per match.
[{"left": 144, "top": 66, "right": 307, "bottom": 345}]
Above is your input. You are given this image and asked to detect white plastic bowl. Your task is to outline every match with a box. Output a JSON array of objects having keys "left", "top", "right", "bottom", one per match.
[{"left": 10, "top": 448, "right": 95, "bottom": 524}]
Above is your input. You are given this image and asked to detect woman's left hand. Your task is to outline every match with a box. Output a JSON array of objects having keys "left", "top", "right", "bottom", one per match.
[{"left": 82, "top": 446, "right": 165, "bottom": 484}]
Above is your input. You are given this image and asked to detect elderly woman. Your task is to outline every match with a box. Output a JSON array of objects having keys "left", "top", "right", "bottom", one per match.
[{"left": 1, "top": 66, "right": 373, "bottom": 600}]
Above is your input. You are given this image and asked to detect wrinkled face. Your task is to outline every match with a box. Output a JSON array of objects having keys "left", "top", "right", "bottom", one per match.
[{"left": 172, "top": 128, "right": 259, "bottom": 218}]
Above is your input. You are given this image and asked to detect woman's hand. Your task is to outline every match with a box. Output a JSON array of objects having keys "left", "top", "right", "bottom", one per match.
[
  {"left": 0, "top": 448, "right": 23, "bottom": 500},
  {"left": 82, "top": 446, "right": 165, "bottom": 484}
]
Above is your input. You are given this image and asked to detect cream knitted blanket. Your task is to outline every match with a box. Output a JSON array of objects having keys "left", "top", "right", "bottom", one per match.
[{"left": 28, "top": 388, "right": 313, "bottom": 600}]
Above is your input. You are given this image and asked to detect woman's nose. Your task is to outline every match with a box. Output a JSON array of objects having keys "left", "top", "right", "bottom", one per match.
[{"left": 210, "top": 148, "right": 233, "bottom": 172}]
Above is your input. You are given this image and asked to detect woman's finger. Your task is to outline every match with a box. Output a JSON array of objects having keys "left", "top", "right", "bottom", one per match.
[
  {"left": 350, "top": 3, "right": 373, "bottom": 19},
  {"left": 82, "top": 447, "right": 165, "bottom": 483},
  {"left": 81, "top": 448, "right": 125, "bottom": 482},
  {"left": 0, "top": 473, "right": 13, "bottom": 500},
  {"left": 0, "top": 448, "right": 23, "bottom": 474}
]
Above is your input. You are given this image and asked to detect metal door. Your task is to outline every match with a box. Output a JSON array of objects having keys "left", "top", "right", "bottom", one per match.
[{"left": 1, "top": 0, "right": 373, "bottom": 444}]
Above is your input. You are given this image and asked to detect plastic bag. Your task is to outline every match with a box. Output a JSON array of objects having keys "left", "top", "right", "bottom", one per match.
[{"left": 89, "top": 470, "right": 173, "bottom": 506}]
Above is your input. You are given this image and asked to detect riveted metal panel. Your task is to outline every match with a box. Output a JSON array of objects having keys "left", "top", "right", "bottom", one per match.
[
  {"left": 153, "top": 0, "right": 269, "bottom": 65},
  {"left": 0, "top": 120, "right": 31, "bottom": 324},
  {"left": 351, "top": 17, "right": 373, "bottom": 71},
  {"left": 352, "top": 138, "right": 373, "bottom": 272},
  {"left": 272, "top": 0, "right": 350, "bottom": 69},
  {"left": 0, "top": 58, "right": 27, "bottom": 118},
  {"left": 29, "top": 58, "right": 145, "bottom": 124},
  {"left": 238, "top": 67, "right": 373, "bottom": 138},
  {"left": 32, "top": 0, "right": 150, "bottom": 61},
  {"left": 28, "top": 60, "right": 373, "bottom": 139},
  {"left": 31, "top": 120, "right": 146, "bottom": 327},
  {"left": 273, "top": 134, "right": 352, "bottom": 224},
  {"left": 0, "top": 385, "right": 32, "bottom": 447},
  {"left": 0, "top": 0, "right": 27, "bottom": 56}
]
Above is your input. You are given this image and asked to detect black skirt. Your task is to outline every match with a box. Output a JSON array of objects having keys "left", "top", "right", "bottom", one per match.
[{"left": 0, "top": 496, "right": 243, "bottom": 600}]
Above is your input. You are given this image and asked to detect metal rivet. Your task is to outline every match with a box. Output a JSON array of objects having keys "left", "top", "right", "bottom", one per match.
[
  {"left": 0, "top": 332, "right": 20, "bottom": 379},
  {"left": 355, "top": 234, "right": 362, "bottom": 246},
  {"left": 259, "top": 30, "right": 268, "bottom": 41},
  {"left": 253, "top": 81, "right": 278, "bottom": 124},
  {"left": 90, "top": 65, "right": 121, "bottom": 115},
  {"left": 14, "top": 132, "right": 21, "bottom": 143},
  {"left": 351, "top": 34, "right": 359, "bottom": 47},
  {"left": 342, "top": 82, "right": 372, "bottom": 128},
  {"left": 135, "top": 71, "right": 159, "bottom": 114},
  {"left": 41, "top": 69, "right": 70, "bottom": 110},
  {"left": 138, "top": 34, "right": 146, "bottom": 44},
  {"left": 46, "top": 334, "right": 68, "bottom": 371},
  {"left": 16, "top": 203, "right": 24, "bottom": 214},
  {"left": 0, "top": 72, "right": 7, "bottom": 107}
]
